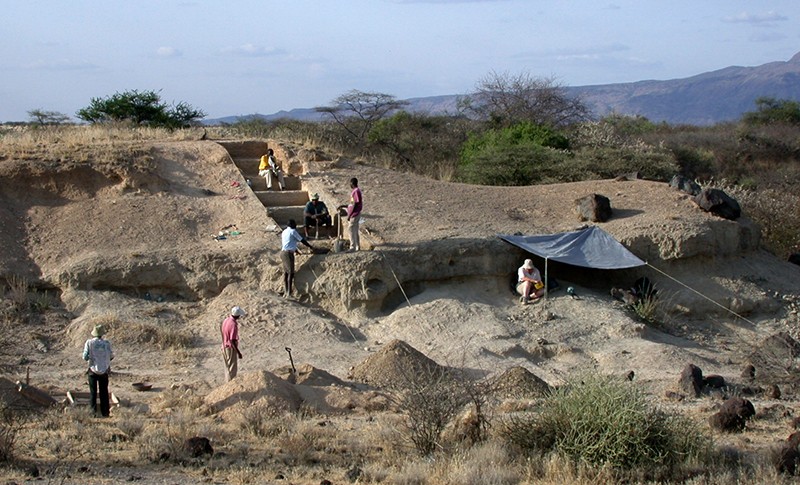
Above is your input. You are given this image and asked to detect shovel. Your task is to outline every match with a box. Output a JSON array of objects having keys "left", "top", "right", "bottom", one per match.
[{"left": 285, "top": 347, "right": 297, "bottom": 383}]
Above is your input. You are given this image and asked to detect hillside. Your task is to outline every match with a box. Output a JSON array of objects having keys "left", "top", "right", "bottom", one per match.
[
  {"left": 212, "top": 52, "right": 800, "bottom": 126},
  {"left": 2, "top": 138, "right": 800, "bottom": 483}
]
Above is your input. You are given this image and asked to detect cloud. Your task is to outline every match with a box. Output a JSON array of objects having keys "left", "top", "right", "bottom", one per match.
[
  {"left": 221, "top": 43, "right": 284, "bottom": 57},
  {"left": 23, "top": 59, "right": 97, "bottom": 71},
  {"left": 722, "top": 11, "right": 788, "bottom": 24},
  {"left": 156, "top": 47, "right": 182, "bottom": 58}
]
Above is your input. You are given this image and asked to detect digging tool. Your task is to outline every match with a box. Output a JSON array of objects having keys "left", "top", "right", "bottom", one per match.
[{"left": 285, "top": 347, "right": 296, "bottom": 374}]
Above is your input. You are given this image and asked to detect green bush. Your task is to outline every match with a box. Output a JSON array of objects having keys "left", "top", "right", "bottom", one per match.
[
  {"left": 503, "top": 374, "right": 709, "bottom": 471},
  {"left": 457, "top": 143, "right": 572, "bottom": 186},
  {"left": 76, "top": 90, "right": 205, "bottom": 129}
]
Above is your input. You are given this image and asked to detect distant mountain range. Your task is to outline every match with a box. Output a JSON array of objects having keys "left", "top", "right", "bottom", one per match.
[{"left": 207, "top": 52, "right": 800, "bottom": 127}]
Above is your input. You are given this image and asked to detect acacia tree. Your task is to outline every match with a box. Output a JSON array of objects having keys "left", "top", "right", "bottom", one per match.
[
  {"left": 315, "top": 90, "right": 408, "bottom": 146},
  {"left": 27, "top": 109, "right": 71, "bottom": 126},
  {"left": 76, "top": 90, "right": 205, "bottom": 128},
  {"left": 460, "top": 71, "right": 590, "bottom": 128}
]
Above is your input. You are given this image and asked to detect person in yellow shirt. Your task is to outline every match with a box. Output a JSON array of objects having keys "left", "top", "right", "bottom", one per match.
[{"left": 258, "top": 148, "right": 284, "bottom": 190}]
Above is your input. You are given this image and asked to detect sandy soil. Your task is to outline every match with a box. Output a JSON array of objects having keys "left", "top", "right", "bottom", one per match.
[{"left": 1, "top": 139, "right": 800, "bottom": 482}]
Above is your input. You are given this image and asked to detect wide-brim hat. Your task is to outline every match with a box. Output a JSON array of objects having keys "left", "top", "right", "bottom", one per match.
[
  {"left": 311, "top": 193, "right": 320, "bottom": 200},
  {"left": 92, "top": 324, "right": 107, "bottom": 337},
  {"left": 523, "top": 259, "right": 534, "bottom": 269},
  {"left": 231, "top": 306, "right": 247, "bottom": 317}
]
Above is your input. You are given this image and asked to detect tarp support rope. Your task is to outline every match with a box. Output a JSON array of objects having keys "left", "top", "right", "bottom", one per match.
[{"left": 646, "top": 262, "right": 758, "bottom": 326}]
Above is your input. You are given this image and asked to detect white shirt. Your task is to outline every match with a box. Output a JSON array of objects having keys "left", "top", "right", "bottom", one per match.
[
  {"left": 83, "top": 337, "right": 114, "bottom": 374},
  {"left": 281, "top": 227, "right": 304, "bottom": 251},
  {"left": 518, "top": 266, "right": 541, "bottom": 283}
]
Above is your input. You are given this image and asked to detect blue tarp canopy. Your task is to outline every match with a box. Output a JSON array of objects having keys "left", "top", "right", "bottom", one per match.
[{"left": 499, "top": 226, "right": 646, "bottom": 270}]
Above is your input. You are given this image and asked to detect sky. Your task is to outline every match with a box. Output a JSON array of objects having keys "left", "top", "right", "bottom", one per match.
[{"left": 1, "top": 1, "right": 799, "bottom": 122}]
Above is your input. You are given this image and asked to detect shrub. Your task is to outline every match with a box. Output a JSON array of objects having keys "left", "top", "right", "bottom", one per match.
[
  {"left": 503, "top": 374, "right": 710, "bottom": 471},
  {"left": 395, "top": 366, "right": 486, "bottom": 455},
  {"left": 565, "top": 147, "right": 678, "bottom": 182},
  {"left": 0, "top": 403, "right": 22, "bottom": 463},
  {"left": 458, "top": 143, "right": 572, "bottom": 186}
]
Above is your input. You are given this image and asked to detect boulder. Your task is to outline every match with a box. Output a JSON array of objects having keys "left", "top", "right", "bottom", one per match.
[
  {"left": 694, "top": 188, "right": 741, "bottom": 220},
  {"left": 183, "top": 436, "right": 213, "bottom": 458},
  {"left": 575, "top": 193, "right": 612, "bottom": 222},
  {"left": 703, "top": 374, "right": 726, "bottom": 389},
  {"left": 709, "top": 397, "right": 756, "bottom": 433},
  {"left": 678, "top": 364, "right": 704, "bottom": 397},
  {"left": 669, "top": 174, "right": 702, "bottom": 196},
  {"left": 789, "top": 253, "right": 800, "bottom": 267}
]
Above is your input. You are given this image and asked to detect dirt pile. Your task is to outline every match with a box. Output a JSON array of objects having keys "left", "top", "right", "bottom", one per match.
[
  {"left": 488, "top": 366, "right": 552, "bottom": 399},
  {"left": 348, "top": 339, "right": 445, "bottom": 389},
  {"left": 204, "top": 370, "right": 302, "bottom": 417}
]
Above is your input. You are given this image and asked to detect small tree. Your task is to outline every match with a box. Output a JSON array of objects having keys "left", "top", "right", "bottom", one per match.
[
  {"left": 461, "top": 71, "right": 591, "bottom": 128},
  {"left": 76, "top": 90, "right": 205, "bottom": 128},
  {"left": 27, "top": 109, "right": 71, "bottom": 126},
  {"left": 742, "top": 97, "right": 800, "bottom": 125},
  {"left": 315, "top": 90, "right": 408, "bottom": 146}
]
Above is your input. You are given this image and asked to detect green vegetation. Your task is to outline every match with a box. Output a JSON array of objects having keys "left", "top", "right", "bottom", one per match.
[
  {"left": 503, "top": 374, "right": 710, "bottom": 473},
  {"left": 76, "top": 89, "right": 205, "bottom": 129}
]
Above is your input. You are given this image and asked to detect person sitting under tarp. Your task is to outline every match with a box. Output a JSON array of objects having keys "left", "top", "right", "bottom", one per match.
[
  {"left": 517, "top": 258, "right": 545, "bottom": 305},
  {"left": 303, "top": 193, "right": 332, "bottom": 237}
]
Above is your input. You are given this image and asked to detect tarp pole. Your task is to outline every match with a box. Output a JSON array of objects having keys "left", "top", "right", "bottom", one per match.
[{"left": 544, "top": 257, "right": 549, "bottom": 302}]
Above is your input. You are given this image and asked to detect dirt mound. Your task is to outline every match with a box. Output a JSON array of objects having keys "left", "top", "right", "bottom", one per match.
[
  {"left": 488, "top": 366, "right": 552, "bottom": 399},
  {"left": 272, "top": 363, "right": 348, "bottom": 387},
  {"left": 348, "top": 339, "right": 444, "bottom": 389},
  {"left": 204, "top": 370, "right": 302, "bottom": 417}
]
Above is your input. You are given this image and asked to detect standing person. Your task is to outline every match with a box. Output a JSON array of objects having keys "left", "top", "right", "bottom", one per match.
[
  {"left": 221, "top": 306, "right": 246, "bottom": 381},
  {"left": 346, "top": 177, "right": 363, "bottom": 252},
  {"left": 258, "top": 148, "right": 284, "bottom": 191},
  {"left": 82, "top": 324, "right": 114, "bottom": 417},
  {"left": 303, "top": 193, "right": 332, "bottom": 238},
  {"left": 517, "top": 259, "right": 545, "bottom": 304},
  {"left": 281, "top": 219, "right": 315, "bottom": 298}
]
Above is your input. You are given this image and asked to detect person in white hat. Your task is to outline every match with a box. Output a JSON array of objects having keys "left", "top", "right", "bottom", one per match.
[
  {"left": 303, "top": 193, "right": 332, "bottom": 238},
  {"left": 517, "top": 258, "right": 545, "bottom": 304},
  {"left": 82, "top": 324, "right": 114, "bottom": 416},
  {"left": 221, "top": 306, "right": 246, "bottom": 381}
]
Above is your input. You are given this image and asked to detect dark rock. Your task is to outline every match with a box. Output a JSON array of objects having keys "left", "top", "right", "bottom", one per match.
[
  {"left": 678, "top": 364, "right": 704, "bottom": 397},
  {"left": 703, "top": 374, "right": 726, "bottom": 389},
  {"left": 320, "top": 480, "right": 333, "bottom": 485},
  {"left": 575, "top": 193, "right": 612, "bottom": 222},
  {"left": 790, "top": 253, "right": 800, "bottom": 266},
  {"left": 721, "top": 396, "right": 756, "bottom": 419},
  {"left": 709, "top": 397, "right": 755, "bottom": 433},
  {"left": 183, "top": 436, "right": 213, "bottom": 458},
  {"left": 694, "top": 188, "right": 741, "bottom": 220},
  {"left": 670, "top": 174, "right": 702, "bottom": 196},
  {"left": 741, "top": 364, "right": 756, "bottom": 379},
  {"left": 625, "top": 370, "right": 635, "bottom": 381}
]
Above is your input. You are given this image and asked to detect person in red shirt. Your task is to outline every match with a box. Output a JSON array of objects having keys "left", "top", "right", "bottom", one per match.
[
  {"left": 346, "top": 178, "right": 363, "bottom": 251},
  {"left": 221, "top": 306, "right": 246, "bottom": 381}
]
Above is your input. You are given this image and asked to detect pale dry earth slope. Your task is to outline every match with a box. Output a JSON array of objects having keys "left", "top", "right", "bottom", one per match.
[{"left": 0, "top": 139, "right": 798, "bottom": 413}]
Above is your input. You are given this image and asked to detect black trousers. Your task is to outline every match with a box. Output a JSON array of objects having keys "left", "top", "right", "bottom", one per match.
[{"left": 88, "top": 371, "right": 110, "bottom": 417}]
